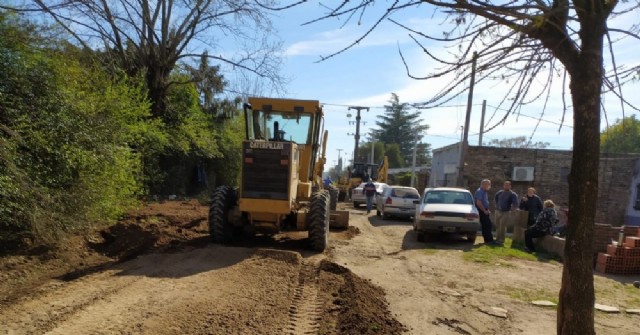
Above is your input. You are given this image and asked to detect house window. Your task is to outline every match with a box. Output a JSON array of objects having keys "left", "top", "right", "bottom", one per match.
[
  {"left": 560, "top": 167, "right": 570, "bottom": 183},
  {"left": 635, "top": 184, "right": 640, "bottom": 210}
]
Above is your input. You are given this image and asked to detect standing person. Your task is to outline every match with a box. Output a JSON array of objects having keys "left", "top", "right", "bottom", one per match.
[
  {"left": 475, "top": 179, "right": 498, "bottom": 245},
  {"left": 494, "top": 181, "right": 519, "bottom": 243},
  {"left": 524, "top": 200, "right": 560, "bottom": 252},
  {"left": 519, "top": 187, "right": 543, "bottom": 227},
  {"left": 323, "top": 176, "right": 332, "bottom": 188},
  {"left": 363, "top": 179, "right": 377, "bottom": 214}
]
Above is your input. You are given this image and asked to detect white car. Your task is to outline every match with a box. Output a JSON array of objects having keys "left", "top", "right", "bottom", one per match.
[
  {"left": 413, "top": 187, "right": 480, "bottom": 243},
  {"left": 375, "top": 186, "right": 421, "bottom": 219},
  {"left": 352, "top": 182, "right": 387, "bottom": 208}
]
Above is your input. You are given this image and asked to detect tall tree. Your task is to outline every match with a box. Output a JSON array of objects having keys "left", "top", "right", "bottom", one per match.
[
  {"left": 384, "top": 143, "right": 404, "bottom": 169},
  {"left": 356, "top": 141, "right": 385, "bottom": 164},
  {"left": 286, "top": 0, "right": 640, "bottom": 333},
  {"left": 7, "top": 0, "right": 283, "bottom": 119},
  {"left": 601, "top": 115, "right": 640, "bottom": 154},
  {"left": 370, "top": 93, "right": 431, "bottom": 164},
  {"left": 485, "top": 136, "right": 550, "bottom": 149}
]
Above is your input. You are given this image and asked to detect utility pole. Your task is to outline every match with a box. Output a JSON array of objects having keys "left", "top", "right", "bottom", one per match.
[
  {"left": 336, "top": 149, "right": 344, "bottom": 172},
  {"left": 410, "top": 134, "right": 421, "bottom": 188},
  {"left": 370, "top": 141, "right": 375, "bottom": 164},
  {"left": 348, "top": 106, "right": 369, "bottom": 164},
  {"left": 457, "top": 51, "right": 477, "bottom": 187},
  {"left": 479, "top": 99, "right": 486, "bottom": 146}
]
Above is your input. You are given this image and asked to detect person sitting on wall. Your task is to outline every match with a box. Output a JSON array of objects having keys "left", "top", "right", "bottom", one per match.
[{"left": 524, "top": 199, "right": 560, "bottom": 253}]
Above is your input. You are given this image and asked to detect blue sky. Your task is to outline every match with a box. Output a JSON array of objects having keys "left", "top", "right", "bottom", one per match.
[{"left": 260, "top": 2, "right": 640, "bottom": 171}]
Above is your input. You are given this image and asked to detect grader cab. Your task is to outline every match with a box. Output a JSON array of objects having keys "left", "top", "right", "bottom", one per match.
[{"left": 208, "top": 98, "right": 349, "bottom": 251}]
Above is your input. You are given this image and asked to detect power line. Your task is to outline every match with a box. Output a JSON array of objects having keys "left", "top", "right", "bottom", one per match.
[{"left": 485, "top": 104, "right": 573, "bottom": 129}]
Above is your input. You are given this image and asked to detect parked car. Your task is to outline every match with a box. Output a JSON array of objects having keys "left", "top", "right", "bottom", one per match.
[
  {"left": 352, "top": 182, "right": 387, "bottom": 208},
  {"left": 413, "top": 187, "right": 480, "bottom": 243},
  {"left": 375, "top": 186, "right": 421, "bottom": 219}
]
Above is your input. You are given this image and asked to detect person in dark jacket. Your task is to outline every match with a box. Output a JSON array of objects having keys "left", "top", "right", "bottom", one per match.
[
  {"left": 519, "top": 187, "right": 543, "bottom": 227},
  {"left": 363, "top": 179, "right": 377, "bottom": 214},
  {"left": 524, "top": 200, "right": 560, "bottom": 252}
]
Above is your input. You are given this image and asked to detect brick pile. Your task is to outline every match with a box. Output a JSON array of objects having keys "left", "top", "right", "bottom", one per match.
[
  {"left": 595, "top": 227, "right": 640, "bottom": 275},
  {"left": 593, "top": 223, "right": 622, "bottom": 254}
]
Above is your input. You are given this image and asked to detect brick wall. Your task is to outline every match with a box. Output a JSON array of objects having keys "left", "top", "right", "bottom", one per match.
[{"left": 462, "top": 146, "right": 640, "bottom": 226}]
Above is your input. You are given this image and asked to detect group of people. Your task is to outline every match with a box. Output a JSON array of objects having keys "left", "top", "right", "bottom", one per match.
[{"left": 475, "top": 179, "right": 561, "bottom": 252}]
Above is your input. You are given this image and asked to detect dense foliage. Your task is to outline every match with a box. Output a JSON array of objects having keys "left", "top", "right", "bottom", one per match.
[
  {"left": 484, "top": 136, "right": 550, "bottom": 149},
  {"left": 600, "top": 116, "right": 640, "bottom": 154},
  {"left": 0, "top": 12, "right": 243, "bottom": 251}
]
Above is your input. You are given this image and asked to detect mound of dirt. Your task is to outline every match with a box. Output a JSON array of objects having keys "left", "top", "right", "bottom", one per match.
[
  {"left": 88, "top": 200, "right": 211, "bottom": 260},
  {"left": 318, "top": 260, "right": 406, "bottom": 335}
]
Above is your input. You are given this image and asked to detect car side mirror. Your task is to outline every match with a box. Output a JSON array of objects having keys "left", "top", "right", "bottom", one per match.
[{"left": 413, "top": 200, "right": 420, "bottom": 204}]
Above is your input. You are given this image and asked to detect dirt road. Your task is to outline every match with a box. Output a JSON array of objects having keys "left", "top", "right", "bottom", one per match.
[
  {"left": 333, "top": 209, "right": 640, "bottom": 335},
  {"left": 1, "top": 201, "right": 639, "bottom": 334}
]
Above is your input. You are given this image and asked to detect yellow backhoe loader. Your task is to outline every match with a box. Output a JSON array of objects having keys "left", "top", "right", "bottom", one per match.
[
  {"left": 336, "top": 156, "right": 388, "bottom": 201},
  {"left": 208, "top": 98, "right": 349, "bottom": 251}
]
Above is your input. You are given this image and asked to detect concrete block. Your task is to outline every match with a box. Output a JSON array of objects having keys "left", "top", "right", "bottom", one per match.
[
  {"left": 512, "top": 226, "right": 526, "bottom": 243},
  {"left": 535, "top": 235, "right": 566, "bottom": 259}
]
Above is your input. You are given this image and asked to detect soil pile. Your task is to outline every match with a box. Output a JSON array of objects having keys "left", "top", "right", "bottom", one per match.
[{"left": 318, "top": 260, "right": 406, "bottom": 335}]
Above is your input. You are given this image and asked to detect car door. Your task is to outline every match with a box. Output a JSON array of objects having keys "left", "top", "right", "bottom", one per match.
[{"left": 376, "top": 186, "right": 389, "bottom": 211}]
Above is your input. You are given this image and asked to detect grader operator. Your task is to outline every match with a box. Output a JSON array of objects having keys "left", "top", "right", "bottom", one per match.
[{"left": 208, "top": 98, "right": 348, "bottom": 251}]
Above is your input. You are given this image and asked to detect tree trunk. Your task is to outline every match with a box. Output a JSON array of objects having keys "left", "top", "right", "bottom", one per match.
[
  {"left": 557, "top": 22, "right": 605, "bottom": 335},
  {"left": 147, "top": 65, "right": 167, "bottom": 120}
]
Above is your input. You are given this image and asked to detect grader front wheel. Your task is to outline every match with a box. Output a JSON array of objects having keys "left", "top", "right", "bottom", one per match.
[
  {"left": 326, "top": 184, "right": 338, "bottom": 211},
  {"left": 308, "top": 190, "right": 330, "bottom": 251}
]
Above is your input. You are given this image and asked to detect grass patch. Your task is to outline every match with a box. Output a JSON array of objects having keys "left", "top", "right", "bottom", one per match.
[
  {"left": 462, "top": 238, "right": 557, "bottom": 264},
  {"left": 595, "top": 278, "right": 640, "bottom": 307},
  {"left": 422, "top": 248, "right": 439, "bottom": 256},
  {"left": 506, "top": 287, "right": 559, "bottom": 305}
]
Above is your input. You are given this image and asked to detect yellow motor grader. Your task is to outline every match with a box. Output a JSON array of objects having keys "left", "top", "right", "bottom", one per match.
[{"left": 208, "top": 98, "right": 349, "bottom": 251}]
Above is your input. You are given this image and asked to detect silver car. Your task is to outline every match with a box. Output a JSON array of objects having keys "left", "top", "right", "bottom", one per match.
[
  {"left": 375, "top": 186, "right": 420, "bottom": 219},
  {"left": 352, "top": 182, "right": 387, "bottom": 208},
  {"left": 413, "top": 187, "right": 480, "bottom": 243}
]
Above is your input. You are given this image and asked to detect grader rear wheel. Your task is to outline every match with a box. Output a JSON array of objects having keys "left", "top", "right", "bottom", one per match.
[
  {"left": 208, "top": 186, "right": 238, "bottom": 244},
  {"left": 308, "top": 190, "right": 330, "bottom": 251}
]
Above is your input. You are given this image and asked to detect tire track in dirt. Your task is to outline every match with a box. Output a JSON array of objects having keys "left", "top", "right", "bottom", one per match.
[
  {"left": 285, "top": 260, "right": 323, "bottom": 335},
  {"left": 0, "top": 269, "right": 143, "bottom": 334}
]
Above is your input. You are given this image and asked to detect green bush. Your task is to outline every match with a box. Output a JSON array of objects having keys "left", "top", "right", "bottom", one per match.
[{"left": 0, "top": 13, "right": 155, "bottom": 250}]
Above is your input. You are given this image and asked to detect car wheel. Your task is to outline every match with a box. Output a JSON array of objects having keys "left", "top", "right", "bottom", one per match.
[
  {"left": 376, "top": 209, "right": 381, "bottom": 216},
  {"left": 466, "top": 233, "right": 477, "bottom": 244},
  {"left": 417, "top": 231, "right": 425, "bottom": 242},
  {"left": 382, "top": 210, "right": 389, "bottom": 220},
  {"left": 353, "top": 202, "right": 359, "bottom": 208}
]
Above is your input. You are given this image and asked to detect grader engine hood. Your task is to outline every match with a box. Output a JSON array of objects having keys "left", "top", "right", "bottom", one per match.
[{"left": 241, "top": 141, "right": 296, "bottom": 201}]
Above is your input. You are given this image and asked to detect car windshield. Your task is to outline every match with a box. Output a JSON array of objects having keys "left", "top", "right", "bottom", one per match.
[
  {"left": 424, "top": 190, "right": 473, "bottom": 204},
  {"left": 246, "top": 109, "right": 313, "bottom": 144},
  {"left": 391, "top": 188, "right": 420, "bottom": 199}
]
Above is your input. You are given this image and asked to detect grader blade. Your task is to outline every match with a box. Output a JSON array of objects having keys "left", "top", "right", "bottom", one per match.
[{"left": 329, "top": 210, "right": 350, "bottom": 229}]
